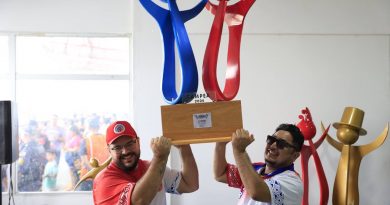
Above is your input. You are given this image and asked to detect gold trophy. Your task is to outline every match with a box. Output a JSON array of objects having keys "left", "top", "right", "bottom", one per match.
[{"left": 321, "top": 107, "right": 389, "bottom": 205}]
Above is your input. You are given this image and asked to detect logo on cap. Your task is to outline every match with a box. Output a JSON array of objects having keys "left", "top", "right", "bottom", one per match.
[{"left": 113, "top": 124, "right": 126, "bottom": 134}]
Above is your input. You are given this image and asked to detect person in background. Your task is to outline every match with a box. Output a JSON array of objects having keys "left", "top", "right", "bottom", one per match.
[
  {"left": 44, "top": 115, "right": 65, "bottom": 160},
  {"left": 18, "top": 128, "right": 46, "bottom": 192},
  {"left": 1, "top": 165, "right": 8, "bottom": 192},
  {"left": 65, "top": 125, "right": 82, "bottom": 179},
  {"left": 93, "top": 121, "right": 199, "bottom": 205},
  {"left": 79, "top": 116, "right": 109, "bottom": 190},
  {"left": 214, "top": 124, "right": 304, "bottom": 205},
  {"left": 67, "top": 153, "right": 84, "bottom": 190},
  {"left": 42, "top": 149, "right": 58, "bottom": 191}
]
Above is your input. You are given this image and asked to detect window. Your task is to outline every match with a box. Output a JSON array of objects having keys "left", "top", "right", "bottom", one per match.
[
  {"left": 17, "top": 37, "right": 129, "bottom": 75},
  {"left": 11, "top": 35, "right": 131, "bottom": 192},
  {"left": 0, "top": 36, "right": 9, "bottom": 74},
  {"left": 1, "top": 35, "right": 10, "bottom": 194},
  {"left": 0, "top": 35, "right": 11, "bottom": 101}
]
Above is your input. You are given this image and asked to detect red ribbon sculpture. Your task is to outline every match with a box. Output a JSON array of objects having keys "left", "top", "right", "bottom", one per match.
[
  {"left": 296, "top": 107, "right": 329, "bottom": 205},
  {"left": 202, "top": 0, "right": 255, "bottom": 101}
]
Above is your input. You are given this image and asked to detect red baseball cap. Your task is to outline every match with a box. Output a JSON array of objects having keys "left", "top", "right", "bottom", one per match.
[{"left": 106, "top": 121, "right": 137, "bottom": 144}]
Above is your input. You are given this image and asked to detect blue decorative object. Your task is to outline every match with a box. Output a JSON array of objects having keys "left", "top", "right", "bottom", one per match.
[{"left": 139, "top": 0, "right": 207, "bottom": 104}]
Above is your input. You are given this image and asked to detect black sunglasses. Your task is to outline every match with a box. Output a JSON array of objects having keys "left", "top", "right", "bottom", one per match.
[{"left": 266, "top": 135, "right": 298, "bottom": 150}]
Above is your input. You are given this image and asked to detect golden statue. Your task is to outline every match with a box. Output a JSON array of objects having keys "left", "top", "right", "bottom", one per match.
[
  {"left": 73, "top": 157, "right": 112, "bottom": 190},
  {"left": 321, "top": 107, "right": 389, "bottom": 205}
]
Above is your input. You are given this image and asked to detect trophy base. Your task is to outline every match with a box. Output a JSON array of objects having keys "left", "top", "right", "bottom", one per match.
[{"left": 161, "top": 100, "right": 243, "bottom": 145}]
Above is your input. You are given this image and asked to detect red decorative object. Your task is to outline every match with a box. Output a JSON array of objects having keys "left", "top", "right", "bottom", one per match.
[
  {"left": 202, "top": 0, "right": 255, "bottom": 101},
  {"left": 296, "top": 107, "right": 329, "bottom": 205}
]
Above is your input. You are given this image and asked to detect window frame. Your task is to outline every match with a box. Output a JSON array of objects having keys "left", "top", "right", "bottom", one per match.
[{"left": 0, "top": 32, "right": 133, "bottom": 204}]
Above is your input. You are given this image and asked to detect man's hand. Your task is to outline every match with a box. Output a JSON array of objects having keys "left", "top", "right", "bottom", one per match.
[
  {"left": 231, "top": 129, "right": 271, "bottom": 202},
  {"left": 232, "top": 129, "right": 254, "bottom": 153},
  {"left": 132, "top": 136, "right": 172, "bottom": 205},
  {"left": 151, "top": 136, "right": 172, "bottom": 159}
]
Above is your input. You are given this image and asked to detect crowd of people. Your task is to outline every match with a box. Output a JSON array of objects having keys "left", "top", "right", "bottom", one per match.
[{"left": 17, "top": 113, "right": 119, "bottom": 192}]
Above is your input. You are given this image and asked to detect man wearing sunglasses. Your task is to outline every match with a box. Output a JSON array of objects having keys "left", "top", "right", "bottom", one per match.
[
  {"left": 93, "top": 121, "right": 199, "bottom": 205},
  {"left": 214, "top": 124, "right": 304, "bottom": 205}
]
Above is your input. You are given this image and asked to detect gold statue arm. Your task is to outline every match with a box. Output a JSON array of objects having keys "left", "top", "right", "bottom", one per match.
[
  {"left": 321, "top": 122, "right": 342, "bottom": 152},
  {"left": 358, "top": 123, "right": 389, "bottom": 156},
  {"left": 73, "top": 157, "right": 112, "bottom": 191}
]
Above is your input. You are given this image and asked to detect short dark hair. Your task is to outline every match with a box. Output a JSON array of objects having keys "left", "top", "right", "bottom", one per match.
[{"left": 275, "top": 124, "right": 304, "bottom": 151}]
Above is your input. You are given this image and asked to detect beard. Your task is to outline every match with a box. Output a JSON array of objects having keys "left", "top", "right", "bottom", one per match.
[
  {"left": 115, "top": 151, "right": 141, "bottom": 172},
  {"left": 264, "top": 149, "right": 277, "bottom": 166},
  {"left": 264, "top": 148, "right": 282, "bottom": 170},
  {"left": 264, "top": 158, "right": 276, "bottom": 167}
]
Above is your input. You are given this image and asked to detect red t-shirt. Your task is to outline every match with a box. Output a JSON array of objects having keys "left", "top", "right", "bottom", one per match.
[{"left": 93, "top": 160, "right": 149, "bottom": 205}]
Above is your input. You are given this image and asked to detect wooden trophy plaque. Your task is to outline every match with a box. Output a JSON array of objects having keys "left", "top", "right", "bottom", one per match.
[{"left": 161, "top": 100, "right": 243, "bottom": 145}]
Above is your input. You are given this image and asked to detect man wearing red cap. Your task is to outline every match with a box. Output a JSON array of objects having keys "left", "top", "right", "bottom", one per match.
[{"left": 93, "top": 121, "right": 199, "bottom": 205}]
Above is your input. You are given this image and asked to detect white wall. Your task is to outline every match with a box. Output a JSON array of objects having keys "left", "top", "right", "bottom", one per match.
[
  {"left": 2, "top": 0, "right": 390, "bottom": 204},
  {"left": 0, "top": 0, "right": 132, "bottom": 33}
]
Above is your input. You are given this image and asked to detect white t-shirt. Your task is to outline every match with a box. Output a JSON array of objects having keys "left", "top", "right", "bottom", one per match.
[
  {"left": 227, "top": 163, "right": 303, "bottom": 205},
  {"left": 149, "top": 166, "right": 182, "bottom": 205}
]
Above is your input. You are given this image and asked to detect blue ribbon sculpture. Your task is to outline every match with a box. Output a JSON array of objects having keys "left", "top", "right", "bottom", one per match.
[{"left": 139, "top": 0, "right": 207, "bottom": 104}]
